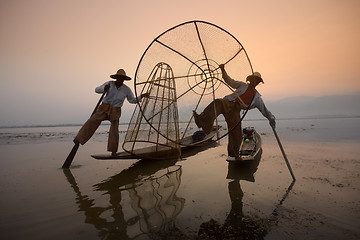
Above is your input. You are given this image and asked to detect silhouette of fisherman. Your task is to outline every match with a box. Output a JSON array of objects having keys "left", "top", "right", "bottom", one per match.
[
  {"left": 193, "top": 64, "right": 275, "bottom": 160},
  {"left": 74, "top": 69, "right": 149, "bottom": 156}
]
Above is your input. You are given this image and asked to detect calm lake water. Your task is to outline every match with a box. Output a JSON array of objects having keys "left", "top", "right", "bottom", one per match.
[{"left": 0, "top": 117, "right": 359, "bottom": 239}]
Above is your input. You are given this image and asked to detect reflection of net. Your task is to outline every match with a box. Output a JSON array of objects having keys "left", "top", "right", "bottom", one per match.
[
  {"left": 123, "top": 63, "right": 180, "bottom": 158},
  {"left": 127, "top": 165, "right": 184, "bottom": 234},
  {"left": 135, "top": 21, "right": 253, "bottom": 143}
]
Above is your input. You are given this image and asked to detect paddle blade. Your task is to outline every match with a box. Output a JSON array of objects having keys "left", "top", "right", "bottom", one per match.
[{"left": 62, "top": 143, "right": 79, "bottom": 168}]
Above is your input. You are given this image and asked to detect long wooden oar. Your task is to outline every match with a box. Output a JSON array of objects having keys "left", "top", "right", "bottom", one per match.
[
  {"left": 62, "top": 90, "right": 107, "bottom": 168},
  {"left": 271, "top": 126, "right": 296, "bottom": 181}
]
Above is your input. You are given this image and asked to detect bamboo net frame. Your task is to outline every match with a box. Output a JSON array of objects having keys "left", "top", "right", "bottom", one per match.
[
  {"left": 134, "top": 21, "right": 254, "bottom": 146},
  {"left": 122, "top": 62, "right": 181, "bottom": 159}
]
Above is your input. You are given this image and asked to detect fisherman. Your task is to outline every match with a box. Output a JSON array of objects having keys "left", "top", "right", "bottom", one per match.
[
  {"left": 74, "top": 69, "right": 149, "bottom": 156},
  {"left": 193, "top": 64, "right": 275, "bottom": 159}
]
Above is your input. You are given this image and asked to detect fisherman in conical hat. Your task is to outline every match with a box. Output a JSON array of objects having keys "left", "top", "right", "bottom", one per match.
[
  {"left": 74, "top": 69, "right": 149, "bottom": 156},
  {"left": 193, "top": 64, "right": 275, "bottom": 160}
]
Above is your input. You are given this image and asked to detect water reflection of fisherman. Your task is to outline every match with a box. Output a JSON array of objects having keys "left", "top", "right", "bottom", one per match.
[
  {"left": 198, "top": 158, "right": 268, "bottom": 239},
  {"left": 224, "top": 161, "right": 267, "bottom": 239},
  {"left": 64, "top": 159, "right": 184, "bottom": 239},
  {"left": 63, "top": 169, "right": 129, "bottom": 239}
]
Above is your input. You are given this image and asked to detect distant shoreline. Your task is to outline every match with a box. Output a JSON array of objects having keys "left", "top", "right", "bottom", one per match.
[{"left": 1, "top": 115, "right": 359, "bottom": 129}]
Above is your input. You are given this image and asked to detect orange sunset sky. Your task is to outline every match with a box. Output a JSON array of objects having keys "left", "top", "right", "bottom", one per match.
[{"left": 0, "top": 0, "right": 359, "bottom": 126}]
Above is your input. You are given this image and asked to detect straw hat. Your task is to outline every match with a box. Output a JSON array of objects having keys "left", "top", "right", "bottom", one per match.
[
  {"left": 246, "top": 72, "right": 264, "bottom": 83},
  {"left": 110, "top": 69, "right": 131, "bottom": 80}
]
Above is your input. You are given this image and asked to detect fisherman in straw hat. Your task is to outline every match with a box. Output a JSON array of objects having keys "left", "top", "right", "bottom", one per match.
[
  {"left": 74, "top": 69, "right": 149, "bottom": 156},
  {"left": 193, "top": 64, "right": 275, "bottom": 160}
]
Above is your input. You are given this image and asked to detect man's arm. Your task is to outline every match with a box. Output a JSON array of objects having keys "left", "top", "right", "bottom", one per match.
[
  {"left": 219, "top": 64, "right": 242, "bottom": 89},
  {"left": 126, "top": 87, "right": 149, "bottom": 104},
  {"left": 255, "top": 96, "right": 276, "bottom": 128},
  {"left": 95, "top": 81, "right": 111, "bottom": 93}
]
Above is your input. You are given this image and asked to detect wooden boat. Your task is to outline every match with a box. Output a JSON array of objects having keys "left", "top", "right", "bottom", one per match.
[
  {"left": 91, "top": 128, "right": 218, "bottom": 160},
  {"left": 226, "top": 127, "right": 262, "bottom": 162}
]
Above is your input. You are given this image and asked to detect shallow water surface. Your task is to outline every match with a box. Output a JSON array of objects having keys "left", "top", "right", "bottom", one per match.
[{"left": 0, "top": 118, "right": 359, "bottom": 239}]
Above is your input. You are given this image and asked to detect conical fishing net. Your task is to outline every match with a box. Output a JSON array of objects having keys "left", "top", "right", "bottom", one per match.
[{"left": 123, "top": 62, "right": 181, "bottom": 159}]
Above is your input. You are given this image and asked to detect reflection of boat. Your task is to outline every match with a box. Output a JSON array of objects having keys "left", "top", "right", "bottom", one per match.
[{"left": 226, "top": 127, "right": 262, "bottom": 162}]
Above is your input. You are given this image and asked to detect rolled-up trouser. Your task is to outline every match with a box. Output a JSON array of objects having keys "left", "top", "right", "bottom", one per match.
[
  {"left": 197, "top": 99, "right": 243, "bottom": 157},
  {"left": 75, "top": 103, "right": 121, "bottom": 153}
]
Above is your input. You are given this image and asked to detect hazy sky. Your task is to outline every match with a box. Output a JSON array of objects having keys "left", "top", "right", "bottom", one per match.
[{"left": 1, "top": 0, "right": 359, "bottom": 126}]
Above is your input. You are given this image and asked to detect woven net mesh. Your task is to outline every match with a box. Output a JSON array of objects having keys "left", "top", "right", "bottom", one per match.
[
  {"left": 129, "top": 21, "right": 253, "bottom": 151},
  {"left": 123, "top": 62, "right": 180, "bottom": 158}
]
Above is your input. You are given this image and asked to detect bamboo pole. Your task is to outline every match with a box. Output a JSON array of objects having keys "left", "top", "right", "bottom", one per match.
[
  {"left": 271, "top": 126, "right": 296, "bottom": 181},
  {"left": 62, "top": 90, "right": 107, "bottom": 168}
]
